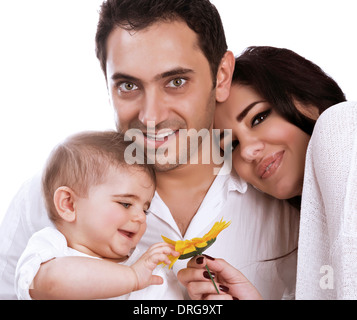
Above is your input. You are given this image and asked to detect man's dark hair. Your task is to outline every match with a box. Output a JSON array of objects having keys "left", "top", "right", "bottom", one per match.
[{"left": 95, "top": 0, "right": 227, "bottom": 85}]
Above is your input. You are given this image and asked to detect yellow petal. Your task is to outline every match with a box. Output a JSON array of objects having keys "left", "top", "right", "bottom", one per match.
[
  {"left": 161, "top": 218, "right": 231, "bottom": 269},
  {"left": 169, "top": 256, "right": 179, "bottom": 269},
  {"left": 204, "top": 219, "right": 231, "bottom": 240},
  {"left": 182, "top": 245, "right": 197, "bottom": 255},
  {"left": 161, "top": 235, "right": 176, "bottom": 246},
  {"left": 175, "top": 240, "right": 189, "bottom": 252},
  {"left": 159, "top": 254, "right": 179, "bottom": 270},
  {"left": 195, "top": 241, "right": 208, "bottom": 248}
]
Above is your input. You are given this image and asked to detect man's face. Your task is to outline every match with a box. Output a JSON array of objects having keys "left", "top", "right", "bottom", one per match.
[{"left": 105, "top": 20, "right": 216, "bottom": 171}]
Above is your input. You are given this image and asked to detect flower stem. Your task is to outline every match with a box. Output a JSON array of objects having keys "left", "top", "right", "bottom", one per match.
[{"left": 205, "top": 265, "right": 220, "bottom": 294}]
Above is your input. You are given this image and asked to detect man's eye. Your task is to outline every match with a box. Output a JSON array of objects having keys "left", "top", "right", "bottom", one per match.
[
  {"left": 167, "top": 78, "right": 187, "bottom": 88},
  {"left": 118, "top": 82, "right": 138, "bottom": 92}
]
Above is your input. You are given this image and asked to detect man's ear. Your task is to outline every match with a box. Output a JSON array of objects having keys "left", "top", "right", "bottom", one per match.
[
  {"left": 215, "top": 50, "right": 235, "bottom": 103},
  {"left": 53, "top": 186, "right": 77, "bottom": 223}
]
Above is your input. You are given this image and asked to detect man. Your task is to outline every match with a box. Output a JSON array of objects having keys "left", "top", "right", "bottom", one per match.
[{"left": 0, "top": 0, "right": 299, "bottom": 299}]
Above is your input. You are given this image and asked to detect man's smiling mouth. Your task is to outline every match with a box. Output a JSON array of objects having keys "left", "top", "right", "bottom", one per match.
[{"left": 145, "top": 130, "right": 177, "bottom": 141}]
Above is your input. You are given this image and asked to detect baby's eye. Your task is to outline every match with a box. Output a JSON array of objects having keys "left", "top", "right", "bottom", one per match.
[
  {"left": 143, "top": 209, "right": 152, "bottom": 216},
  {"left": 120, "top": 202, "right": 131, "bottom": 209}
]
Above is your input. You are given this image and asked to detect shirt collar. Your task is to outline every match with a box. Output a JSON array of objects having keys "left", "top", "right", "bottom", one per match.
[
  {"left": 215, "top": 160, "right": 248, "bottom": 194},
  {"left": 227, "top": 171, "right": 248, "bottom": 194},
  {"left": 148, "top": 166, "right": 248, "bottom": 237}
]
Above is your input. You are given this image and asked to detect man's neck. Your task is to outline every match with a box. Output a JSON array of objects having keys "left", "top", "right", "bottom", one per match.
[{"left": 155, "top": 160, "right": 222, "bottom": 236}]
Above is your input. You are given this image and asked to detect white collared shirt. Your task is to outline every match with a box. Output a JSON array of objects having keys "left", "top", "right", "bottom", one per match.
[
  {"left": 139, "top": 169, "right": 300, "bottom": 299},
  {"left": 0, "top": 168, "right": 299, "bottom": 300}
]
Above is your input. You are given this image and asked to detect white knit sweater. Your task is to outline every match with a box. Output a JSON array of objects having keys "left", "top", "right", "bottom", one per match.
[{"left": 296, "top": 101, "right": 357, "bottom": 299}]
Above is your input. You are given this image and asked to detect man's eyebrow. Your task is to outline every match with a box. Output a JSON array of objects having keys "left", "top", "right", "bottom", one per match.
[
  {"left": 111, "top": 68, "right": 195, "bottom": 84},
  {"left": 154, "top": 68, "right": 195, "bottom": 81},
  {"left": 236, "top": 101, "right": 266, "bottom": 122},
  {"left": 111, "top": 72, "right": 140, "bottom": 83}
]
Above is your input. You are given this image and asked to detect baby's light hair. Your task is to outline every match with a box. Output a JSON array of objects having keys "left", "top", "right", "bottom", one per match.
[{"left": 42, "top": 130, "right": 155, "bottom": 222}]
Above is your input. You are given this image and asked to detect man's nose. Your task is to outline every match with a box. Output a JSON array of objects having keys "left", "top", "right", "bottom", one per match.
[{"left": 138, "top": 88, "right": 169, "bottom": 126}]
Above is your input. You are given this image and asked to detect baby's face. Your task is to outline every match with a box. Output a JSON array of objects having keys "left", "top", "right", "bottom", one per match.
[{"left": 73, "top": 165, "right": 155, "bottom": 261}]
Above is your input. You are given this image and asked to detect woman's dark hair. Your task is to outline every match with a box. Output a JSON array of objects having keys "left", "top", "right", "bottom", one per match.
[
  {"left": 95, "top": 0, "right": 227, "bottom": 85},
  {"left": 233, "top": 46, "right": 346, "bottom": 136},
  {"left": 233, "top": 46, "right": 346, "bottom": 210}
]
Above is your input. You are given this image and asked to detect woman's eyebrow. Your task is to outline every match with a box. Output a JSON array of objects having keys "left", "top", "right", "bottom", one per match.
[{"left": 236, "top": 101, "right": 266, "bottom": 122}]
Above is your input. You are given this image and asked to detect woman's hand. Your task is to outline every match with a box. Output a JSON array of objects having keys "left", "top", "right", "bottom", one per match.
[{"left": 177, "top": 255, "right": 263, "bottom": 300}]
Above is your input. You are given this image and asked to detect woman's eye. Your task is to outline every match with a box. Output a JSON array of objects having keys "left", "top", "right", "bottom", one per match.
[
  {"left": 219, "top": 139, "right": 239, "bottom": 152},
  {"left": 251, "top": 110, "right": 271, "bottom": 127},
  {"left": 118, "top": 82, "right": 138, "bottom": 92},
  {"left": 167, "top": 78, "right": 187, "bottom": 88},
  {"left": 231, "top": 140, "right": 239, "bottom": 151},
  {"left": 219, "top": 130, "right": 239, "bottom": 152}
]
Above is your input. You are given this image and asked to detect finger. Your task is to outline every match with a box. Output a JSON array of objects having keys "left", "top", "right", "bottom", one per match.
[
  {"left": 205, "top": 259, "right": 262, "bottom": 300},
  {"left": 186, "top": 281, "right": 224, "bottom": 300},
  {"left": 177, "top": 267, "right": 210, "bottom": 287},
  {"left": 178, "top": 268, "right": 226, "bottom": 300},
  {"left": 205, "top": 258, "right": 246, "bottom": 282},
  {"left": 150, "top": 253, "right": 174, "bottom": 266},
  {"left": 147, "top": 242, "right": 175, "bottom": 252},
  {"left": 204, "top": 293, "right": 233, "bottom": 301},
  {"left": 147, "top": 243, "right": 179, "bottom": 258},
  {"left": 150, "top": 275, "right": 164, "bottom": 286},
  {"left": 186, "top": 255, "right": 211, "bottom": 269}
]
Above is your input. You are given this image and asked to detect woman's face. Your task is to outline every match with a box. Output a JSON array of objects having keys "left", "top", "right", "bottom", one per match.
[{"left": 215, "top": 84, "right": 312, "bottom": 199}]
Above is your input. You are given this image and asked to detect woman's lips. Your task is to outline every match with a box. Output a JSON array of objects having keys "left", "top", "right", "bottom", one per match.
[{"left": 257, "top": 151, "right": 285, "bottom": 179}]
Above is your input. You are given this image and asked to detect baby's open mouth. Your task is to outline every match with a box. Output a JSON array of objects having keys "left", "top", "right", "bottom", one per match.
[{"left": 118, "top": 230, "right": 135, "bottom": 238}]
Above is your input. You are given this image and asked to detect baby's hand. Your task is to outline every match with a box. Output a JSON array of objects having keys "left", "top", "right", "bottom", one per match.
[{"left": 130, "top": 243, "right": 179, "bottom": 291}]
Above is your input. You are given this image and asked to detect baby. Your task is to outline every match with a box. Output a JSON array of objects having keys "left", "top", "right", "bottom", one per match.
[{"left": 15, "top": 131, "right": 178, "bottom": 300}]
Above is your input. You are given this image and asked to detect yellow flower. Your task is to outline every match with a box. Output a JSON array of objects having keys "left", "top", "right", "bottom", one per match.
[{"left": 162, "top": 218, "right": 231, "bottom": 269}]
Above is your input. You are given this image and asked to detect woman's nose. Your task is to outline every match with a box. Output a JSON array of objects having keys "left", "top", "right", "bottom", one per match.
[{"left": 240, "top": 140, "right": 264, "bottom": 162}]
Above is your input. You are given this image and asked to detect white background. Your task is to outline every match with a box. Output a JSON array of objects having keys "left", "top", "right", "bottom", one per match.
[{"left": 1, "top": 0, "right": 356, "bottom": 224}]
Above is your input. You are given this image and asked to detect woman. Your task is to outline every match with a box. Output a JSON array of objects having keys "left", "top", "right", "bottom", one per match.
[{"left": 178, "top": 46, "right": 357, "bottom": 299}]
